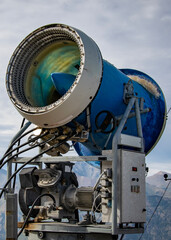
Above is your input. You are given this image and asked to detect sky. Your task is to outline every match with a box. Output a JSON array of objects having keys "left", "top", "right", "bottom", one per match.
[{"left": 0, "top": 0, "right": 171, "bottom": 176}]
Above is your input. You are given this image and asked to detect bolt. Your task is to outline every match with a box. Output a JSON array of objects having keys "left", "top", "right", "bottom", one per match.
[{"left": 38, "top": 231, "right": 45, "bottom": 239}]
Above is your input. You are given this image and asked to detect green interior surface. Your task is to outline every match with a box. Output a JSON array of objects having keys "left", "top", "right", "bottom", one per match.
[{"left": 24, "top": 40, "right": 80, "bottom": 107}]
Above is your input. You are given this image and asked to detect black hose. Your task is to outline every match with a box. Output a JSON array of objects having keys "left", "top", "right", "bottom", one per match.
[
  {"left": 0, "top": 125, "right": 39, "bottom": 165},
  {"left": 0, "top": 133, "right": 75, "bottom": 199},
  {"left": 17, "top": 193, "right": 56, "bottom": 238},
  {"left": 0, "top": 131, "right": 49, "bottom": 169},
  {"left": 0, "top": 131, "right": 50, "bottom": 170},
  {"left": 120, "top": 234, "right": 124, "bottom": 240},
  {"left": 13, "top": 118, "right": 26, "bottom": 190}
]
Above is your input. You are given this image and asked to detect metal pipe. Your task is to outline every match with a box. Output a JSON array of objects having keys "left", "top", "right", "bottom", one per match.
[
  {"left": 135, "top": 99, "right": 144, "bottom": 152},
  {"left": 115, "top": 108, "right": 150, "bottom": 122},
  {"left": 6, "top": 193, "right": 18, "bottom": 240},
  {"left": 7, "top": 161, "right": 12, "bottom": 191},
  {"left": 111, "top": 97, "right": 136, "bottom": 235},
  {"left": 140, "top": 98, "right": 144, "bottom": 111}
]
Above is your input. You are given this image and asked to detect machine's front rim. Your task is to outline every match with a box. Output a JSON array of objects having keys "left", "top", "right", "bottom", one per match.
[{"left": 6, "top": 24, "right": 85, "bottom": 114}]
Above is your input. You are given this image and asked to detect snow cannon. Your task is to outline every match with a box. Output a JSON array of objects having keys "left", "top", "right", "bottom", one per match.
[{"left": 6, "top": 24, "right": 166, "bottom": 163}]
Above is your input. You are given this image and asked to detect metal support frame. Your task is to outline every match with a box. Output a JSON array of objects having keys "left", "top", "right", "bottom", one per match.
[
  {"left": 6, "top": 193, "right": 18, "bottom": 240},
  {"left": 112, "top": 97, "right": 144, "bottom": 235},
  {"left": 5, "top": 122, "right": 31, "bottom": 240},
  {"left": 5, "top": 97, "right": 145, "bottom": 240},
  {"left": 112, "top": 97, "right": 135, "bottom": 235}
]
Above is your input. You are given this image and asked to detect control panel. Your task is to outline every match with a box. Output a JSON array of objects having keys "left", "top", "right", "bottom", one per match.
[{"left": 102, "top": 149, "right": 146, "bottom": 224}]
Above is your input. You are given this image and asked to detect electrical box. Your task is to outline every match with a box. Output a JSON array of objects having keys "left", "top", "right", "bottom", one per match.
[{"left": 102, "top": 149, "right": 146, "bottom": 224}]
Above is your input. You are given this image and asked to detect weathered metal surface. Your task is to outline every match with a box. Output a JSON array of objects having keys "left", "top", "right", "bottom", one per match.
[
  {"left": 21, "top": 221, "right": 144, "bottom": 240},
  {"left": 12, "top": 155, "right": 113, "bottom": 164},
  {"left": 27, "top": 231, "right": 115, "bottom": 240},
  {"left": 6, "top": 194, "right": 18, "bottom": 240},
  {"left": 25, "top": 222, "right": 112, "bottom": 234}
]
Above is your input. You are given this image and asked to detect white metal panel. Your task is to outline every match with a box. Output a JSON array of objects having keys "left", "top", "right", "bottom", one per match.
[
  {"left": 102, "top": 149, "right": 146, "bottom": 224},
  {"left": 118, "top": 134, "right": 143, "bottom": 149},
  {"left": 119, "top": 150, "right": 146, "bottom": 223}
]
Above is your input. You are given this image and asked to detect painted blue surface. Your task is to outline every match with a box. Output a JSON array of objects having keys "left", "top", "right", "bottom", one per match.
[
  {"left": 51, "top": 73, "right": 75, "bottom": 96},
  {"left": 73, "top": 60, "right": 166, "bottom": 168},
  {"left": 25, "top": 45, "right": 166, "bottom": 169}
]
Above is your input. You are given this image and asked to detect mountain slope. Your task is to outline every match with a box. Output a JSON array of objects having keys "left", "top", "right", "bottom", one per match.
[
  {"left": 124, "top": 171, "right": 171, "bottom": 240},
  {"left": 146, "top": 171, "right": 170, "bottom": 188}
]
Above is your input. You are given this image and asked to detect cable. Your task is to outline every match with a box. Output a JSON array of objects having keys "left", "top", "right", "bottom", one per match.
[
  {"left": 103, "top": 118, "right": 114, "bottom": 149},
  {"left": 90, "top": 193, "right": 101, "bottom": 223},
  {"left": 0, "top": 131, "right": 50, "bottom": 169},
  {"left": 0, "top": 132, "right": 55, "bottom": 169},
  {"left": 0, "top": 125, "right": 39, "bottom": 165},
  {"left": 138, "top": 180, "right": 171, "bottom": 240},
  {"left": 2, "top": 132, "right": 43, "bottom": 161},
  {"left": 0, "top": 142, "right": 55, "bottom": 198},
  {"left": 86, "top": 107, "right": 102, "bottom": 152},
  {"left": 0, "top": 133, "right": 75, "bottom": 199},
  {"left": 167, "top": 107, "right": 171, "bottom": 115},
  {"left": 13, "top": 118, "right": 26, "bottom": 190},
  {"left": 94, "top": 202, "right": 102, "bottom": 213},
  {"left": 0, "top": 129, "right": 49, "bottom": 169},
  {"left": 9, "top": 121, "right": 31, "bottom": 145},
  {"left": 17, "top": 193, "right": 56, "bottom": 238},
  {"left": 95, "top": 110, "right": 116, "bottom": 134},
  {"left": 93, "top": 202, "right": 102, "bottom": 223},
  {"left": 120, "top": 234, "right": 124, "bottom": 240},
  {"left": 0, "top": 127, "right": 42, "bottom": 164},
  {"left": 93, "top": 171, "right": 106, "bottom": 191}
]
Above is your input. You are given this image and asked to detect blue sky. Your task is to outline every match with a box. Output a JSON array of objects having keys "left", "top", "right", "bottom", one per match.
[{"left": 0, "top": 0, "right": 170, "bottom": 176}]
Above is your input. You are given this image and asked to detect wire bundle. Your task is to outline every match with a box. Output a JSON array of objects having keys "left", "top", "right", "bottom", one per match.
[{"left": 0, "top": 119, "right": 76, "bottom": 199}]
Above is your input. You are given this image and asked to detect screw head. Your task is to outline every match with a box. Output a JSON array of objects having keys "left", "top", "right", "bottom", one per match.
[{"left": 38, "top": 231, "right": 45, "bottom": 239}]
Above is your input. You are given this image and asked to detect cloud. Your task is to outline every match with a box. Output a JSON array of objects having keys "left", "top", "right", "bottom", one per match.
[
  {"left": 0, "top": 0, "right": 170, "bottom": 172},
  {"left": 147, "top": 162, "right": 171, "bottom": 176}
]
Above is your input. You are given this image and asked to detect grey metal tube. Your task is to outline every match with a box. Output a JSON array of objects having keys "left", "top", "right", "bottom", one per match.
[
  {"left": 135, "top": 99, "right": 144, "bottom": 152},
  {"left": 111, "top": 97, "right": 136, "bottom": 235},
  {"left": 116, "top": 108, "right": 150, "bottom": 122},
  {"left": 6, "top": 193, "right": 18, "bottom": 240},
  {"left": 7, "top": 161, "right": 12, "bottom": 191}
]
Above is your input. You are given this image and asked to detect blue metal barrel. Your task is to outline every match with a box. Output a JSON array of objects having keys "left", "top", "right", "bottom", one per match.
[{"left": 73, "top": 60, "right": 166, "bottom": 166}]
